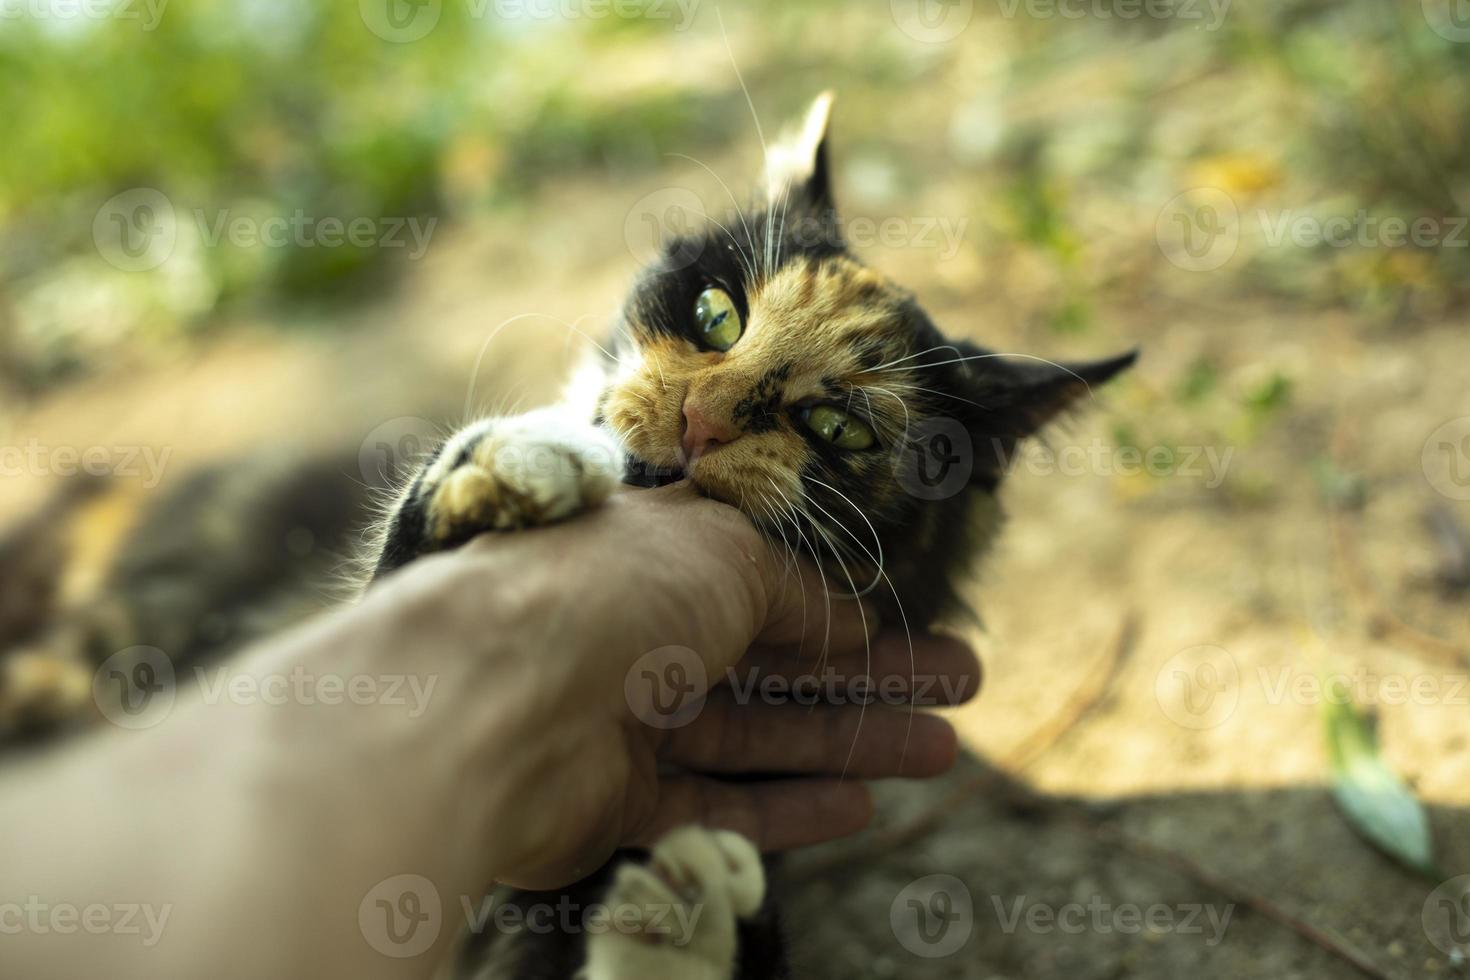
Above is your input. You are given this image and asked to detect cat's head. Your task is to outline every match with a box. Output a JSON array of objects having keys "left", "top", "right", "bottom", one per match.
[{"left": 601, "top": 94, "right": 1134, "bottom": 625}]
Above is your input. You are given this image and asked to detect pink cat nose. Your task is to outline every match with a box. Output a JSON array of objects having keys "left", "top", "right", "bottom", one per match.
[{"left": 681, "top": 401, "right": 738, "bottom": 462}]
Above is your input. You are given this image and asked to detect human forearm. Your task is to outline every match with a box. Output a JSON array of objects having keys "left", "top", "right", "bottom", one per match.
[{"left": 0, "top": 554, "right": 536, "bottom": 980}]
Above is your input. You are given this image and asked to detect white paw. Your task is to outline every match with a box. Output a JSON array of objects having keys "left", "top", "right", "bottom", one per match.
[
  {"left": 423, "top": 408, "right": 624, "bottom": 541},
  {"left": 581, "top": 827, "right": 765, "bottom": 980}
]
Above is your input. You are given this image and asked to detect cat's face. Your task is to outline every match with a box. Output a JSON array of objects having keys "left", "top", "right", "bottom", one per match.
[{"left": 601, "top": 94, "right": 1134, "bottom": 624}]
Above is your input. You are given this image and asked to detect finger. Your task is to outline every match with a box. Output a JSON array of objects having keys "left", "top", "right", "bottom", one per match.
[
  {"left": 738, "top": 631, "right": 981, "bottom": 705},
  {"left": 630, "top": 777, "right": 873, "bottom": 853},
  {"left": 662, "top": 699, "right": 959, "bottom": 779}
]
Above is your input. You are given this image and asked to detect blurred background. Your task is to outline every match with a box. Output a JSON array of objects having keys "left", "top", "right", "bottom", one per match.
[{"left": 3, "top": 1, "right": 1470, "bottom": 977}]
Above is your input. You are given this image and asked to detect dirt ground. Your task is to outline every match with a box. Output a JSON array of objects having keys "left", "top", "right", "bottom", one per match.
[{"left": 3, "top": 139, "right": 1469, "bottom": 979}]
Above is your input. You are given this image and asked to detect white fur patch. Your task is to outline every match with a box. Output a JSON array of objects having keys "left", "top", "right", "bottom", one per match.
[
  {"left": 764, "top": 90, "right": 834, "bottom": 200},
  {"left": 580, "top": 827, "right": 765, "bottom": 980},
  {"left": 426, "top": 406, "right": 624, "bottom": 536}
]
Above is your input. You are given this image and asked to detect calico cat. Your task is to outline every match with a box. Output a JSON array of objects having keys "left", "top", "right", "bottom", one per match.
[{"left": 369, "top": 93, "right": 1135, "bottom": 979}]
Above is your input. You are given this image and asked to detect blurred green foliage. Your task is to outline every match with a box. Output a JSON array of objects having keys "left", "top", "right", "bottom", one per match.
[
  {"left": 0, "top": 0, "right": 761, "bottom": 387},
  {"left": 1, "top": 0, "right": 1468, "bottom": 392}
]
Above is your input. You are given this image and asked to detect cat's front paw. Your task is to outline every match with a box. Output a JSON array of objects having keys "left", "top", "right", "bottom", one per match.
[
  {"left": 0, "top": 645, "right": 95, "bottom": 739},
  {"left": 581, "top": 827, "right": 765, "bottom": 980},
  {"left": 419, "top": 409, "right": 623, "bottom": 547}
]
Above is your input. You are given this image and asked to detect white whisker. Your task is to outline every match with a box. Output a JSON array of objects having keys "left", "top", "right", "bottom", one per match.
[{"left": 873, "top": 352, "right": 1100, "bottom": 401}]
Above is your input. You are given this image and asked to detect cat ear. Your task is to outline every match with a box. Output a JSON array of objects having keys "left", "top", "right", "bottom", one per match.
[
  {"left": 764, "top": 91, "right": 835, "bottom": 208},
  {"left": 966, "top": 348, "right": 1138, "bottom": 440}
]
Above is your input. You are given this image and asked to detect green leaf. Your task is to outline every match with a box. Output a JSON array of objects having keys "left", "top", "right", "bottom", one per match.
[
  {"left": 1311, "top": 457, "right": 1367, "bottom": 510},
  {"left": 1323, "top": 695, "right": 1437, "bottom": 878}
]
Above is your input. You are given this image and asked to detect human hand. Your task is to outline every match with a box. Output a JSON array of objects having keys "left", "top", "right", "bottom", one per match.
[
  {"left": 429, "top": 485, "right": 982, "bottom": 888},
  {"left": 0, "top": 486, "right": 981, "bottom": 980}
]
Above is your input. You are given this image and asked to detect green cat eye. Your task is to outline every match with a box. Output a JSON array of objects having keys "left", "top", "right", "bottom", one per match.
[
  {"left": 802, "top": 405, "right": 876, "bottom": 451},
  {"left": 694, "top": 287, "right": 742, "bottom": 351}
]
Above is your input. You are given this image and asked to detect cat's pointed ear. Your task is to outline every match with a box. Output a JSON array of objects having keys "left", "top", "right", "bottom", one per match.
[
  {"left": 765, "top": 91, "right": 835, "bottom": 208},
  {"left": 968, "top": 348, "right": 1138, "bottom": 439}
]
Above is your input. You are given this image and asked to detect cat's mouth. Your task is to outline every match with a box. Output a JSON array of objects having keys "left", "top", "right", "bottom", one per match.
[{"left": 623, "top": 455, "right": 685, "bottom": 489}]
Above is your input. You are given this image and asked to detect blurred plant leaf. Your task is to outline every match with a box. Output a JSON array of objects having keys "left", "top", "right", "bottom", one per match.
[
  {"left": 1176, "top": 357, "right": 1220, "bottom": 404},
  {"left": 1048, "top": 294, "right": 1090, "bottom": 335},
  {"left": 1311, "top": 457, "right": 1366, "bottom": 510},
  {"left": 1245, "top": 372, "right": 1293, "bottom": 417},
  {"left": 1323, "top": 695, "right": 1436, "bottom": 878}
]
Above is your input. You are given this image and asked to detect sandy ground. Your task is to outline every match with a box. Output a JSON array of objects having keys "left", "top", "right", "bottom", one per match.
[{"left": 2, "top": 152, "right": 1468, "bottom": 979}]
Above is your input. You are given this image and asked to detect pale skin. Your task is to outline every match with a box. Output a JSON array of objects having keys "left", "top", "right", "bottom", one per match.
[{"left": 0, "top": 486, "right": 980, "bottom": 980}]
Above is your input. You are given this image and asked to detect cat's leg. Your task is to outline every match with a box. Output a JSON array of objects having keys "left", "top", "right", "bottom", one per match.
[
  {"left": 373, "top": 407, "right": 624, "bottom": 578},
  {"left": 580, "top": 827, "right": 765, "bottom": 980}
]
